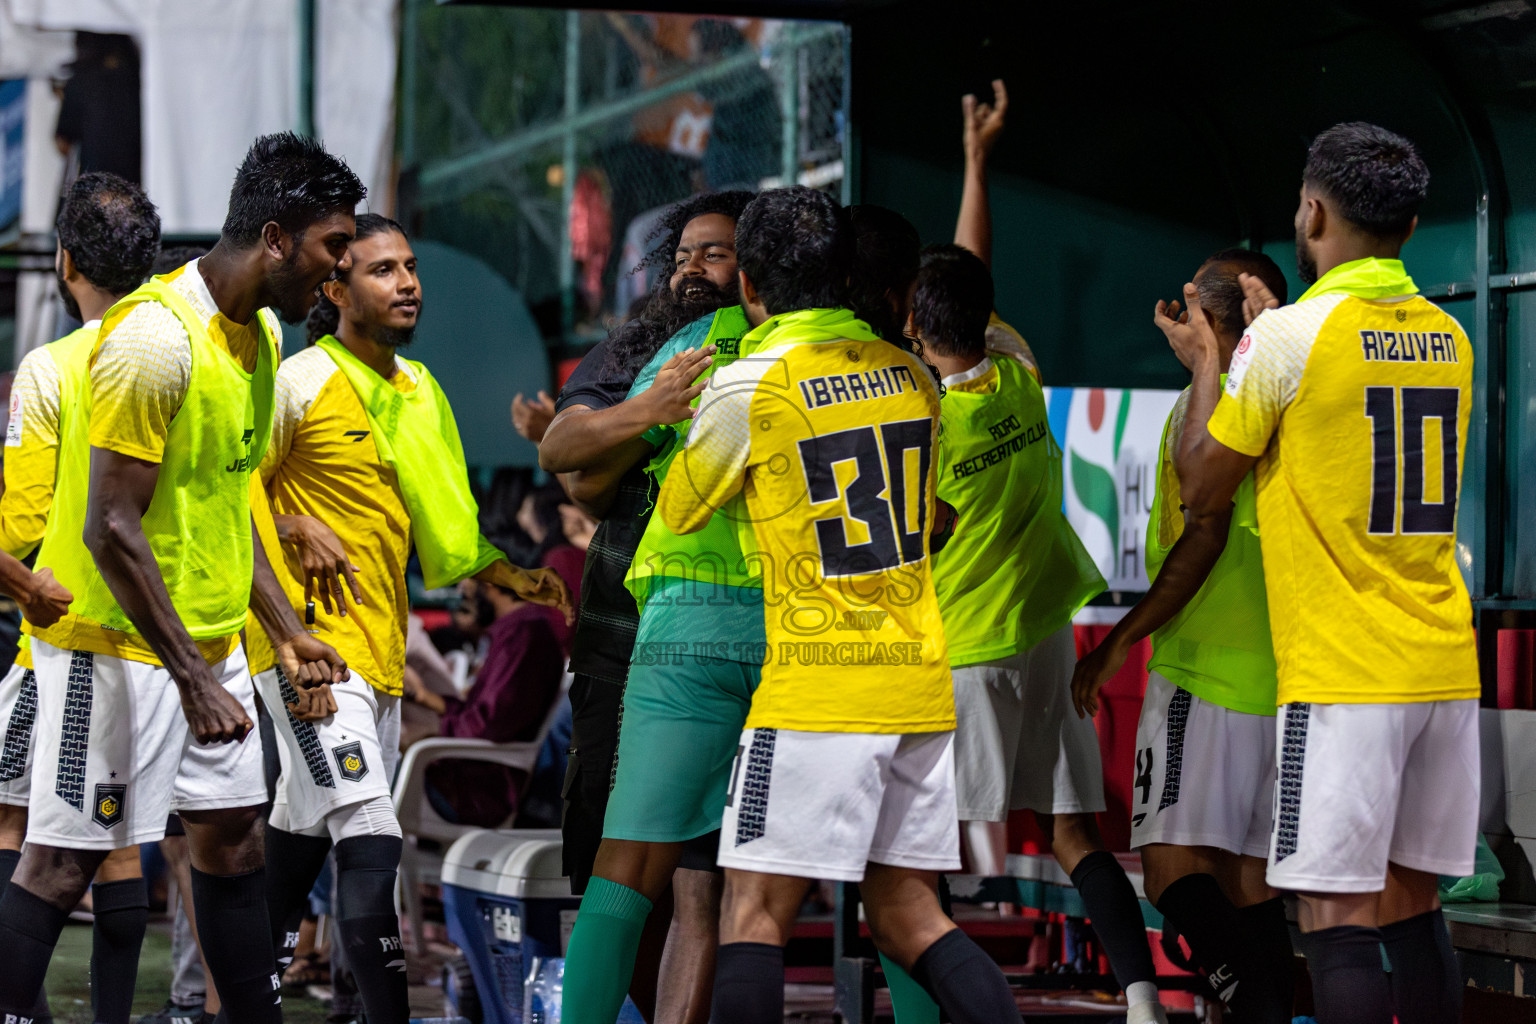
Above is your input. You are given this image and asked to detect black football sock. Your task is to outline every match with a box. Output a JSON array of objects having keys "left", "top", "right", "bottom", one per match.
[
  {"left": 334, "top": 836, "right": 408, "bottom": 1024},
  {"left": 710, "top": 942, "right": 784, "bottom": 1024},
  {"left": 262, "top": 827, "right": 331, "bottom": 973},
  {"left": 1296, "top": 925, "right": 1391, "bottom": 1024},
  {"left": 1237, "top": 896, "right": 1296, "bottom": 1017},
  {"left": 0, "top": 852, "right": 51, "bottom": 1024},
  {"left": 1381, "top": 909, "right": 1461, "bottom": 1024},
  {"left": 90, "top": 877, "right": 149, "bottom": 1024},
  {"left": 0, "top": 882, "right": 68, "bottom": 1021},
  {"left": 1155, "top": 874, "right": 1287, "bottom": 1023},
  {"left": 190, "top": 867, "right": 281, "bottom": 1024},
  {"left": 1069, "top": 851, "right": 1158, "bottom": 990},
  {"left": 909, "top": 928, "right": 1023, "bottom": 1024}
]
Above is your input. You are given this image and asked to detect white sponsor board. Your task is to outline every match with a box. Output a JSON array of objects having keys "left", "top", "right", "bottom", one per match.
[{"left": 1042, "top": 386, "right": 1182, "bottom": 593}]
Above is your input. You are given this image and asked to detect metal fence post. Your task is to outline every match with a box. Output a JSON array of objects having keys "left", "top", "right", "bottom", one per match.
[
  {"left": 779, "top": 26, "right": 800, "bottom": 188},
  {"left": 559, "top": 9, "right": 580, "bottom": 342}
]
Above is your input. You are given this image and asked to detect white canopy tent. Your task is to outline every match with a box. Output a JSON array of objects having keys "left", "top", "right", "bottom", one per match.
[{"left": 2, "top": 0, "right": 399, "bottom": 360}]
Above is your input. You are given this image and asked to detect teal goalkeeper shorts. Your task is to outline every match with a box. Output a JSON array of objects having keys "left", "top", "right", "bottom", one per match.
[{"left": 602, "top": 647, "right": 760, "bottom": 844}]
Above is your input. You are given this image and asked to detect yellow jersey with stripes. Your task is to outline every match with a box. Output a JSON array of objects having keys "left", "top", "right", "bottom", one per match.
[
  {"left": 260, "top": 344, "right": 422, "bottom": 696},
  {"left": 3, "top": 324, "right": 100, "bottom": 669},
  {"left": 1207, "top": 258, "right": 1477, "bottom": 704},
  {"left": 658, "top": 307, "right": 952, "bottom": 734}
]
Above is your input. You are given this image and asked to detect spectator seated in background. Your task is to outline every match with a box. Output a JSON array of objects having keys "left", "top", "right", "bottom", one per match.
[
  {"left": 404, "top": 578, "right": 566, "bottom": 827},
  {"left": 517, "top": 481, "right": 593, "bottom": 654}
]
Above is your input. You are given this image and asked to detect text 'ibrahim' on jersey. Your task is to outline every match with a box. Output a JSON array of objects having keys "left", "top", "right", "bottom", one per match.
[
  {"left": 657, "top": 307, "right": 952, "bottom": 734},
  {"left": 1207, "top": 258, "right": 1477, "bottom": 705}
]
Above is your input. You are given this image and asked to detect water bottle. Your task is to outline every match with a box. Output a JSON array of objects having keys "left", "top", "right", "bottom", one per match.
[
  {"left": 524, "top": 956, "right": 545, "bottom": 1024},
  {"left": 524, "top": 957, "right": 564, "bottom": 1024},
  {"left": 546, "top": 958, "right": 564, "bottom": 1022}
]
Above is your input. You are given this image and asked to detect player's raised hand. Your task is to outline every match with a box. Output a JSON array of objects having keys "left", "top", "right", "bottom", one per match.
[
  {"left": 511, "top": 390, "right": 558, "bottom": 443},
  {"left": 1239, "top": 272, "right": 1281, "bottom": 326},
  {"left": 962, "top": 79, "right": 1008, "bottom": 161},
  {"left": 283, "top": 514, "right": 363, "bottom": 616},
  {"left": 1071, "top": 635, "right": 1131, "bottom": 720},
  {"left": 177, "top": 673, "right": 254, "bottom": 745},
  {"left": 1155, "top": 282, "right": 1220, "bottom": 372},
  {"left": 276, "top": 632, "right": 352, "bottom": 687},
  {"left": 18, "top": 567, "right": 72, "bottom": 628},
  {"left": 505, "top": 565, "right": 575, "bottom": 624},
  {"left": 639, "top": 346, "right": 716, "bottom": 427},
  {"left": 287, "top": 682, "right": 338, "bottom": 722}
]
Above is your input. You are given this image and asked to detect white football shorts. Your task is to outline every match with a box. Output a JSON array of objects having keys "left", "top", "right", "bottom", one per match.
[
  {"left": 256, "top": 666, "right": 400, "bottom": 835},
  {"left": 718, "top": 727, "right": 961, "bottom": 883},
  {"left": 27, "top": 638, "right": 267, "bottom": 849},
  {"left": 0, "top": 661, "right": 38, "bottom": 807},
  {"left": 1267, "top": 699, "right": 1479, "bottom": 893},
  {"left": 951, "top": 624, "right": 1106, "bottom": 821},
  {"left": 1130, "top": 671, "right": 1276, "bottom": 858}
]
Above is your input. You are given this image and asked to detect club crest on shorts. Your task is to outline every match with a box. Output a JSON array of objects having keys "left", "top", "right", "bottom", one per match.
[
  {"left": 93, "top": 784, "right": 126, "bottom": 829},
  {"left": 333, "top": 741, "right": 369, "bottom": 782}
]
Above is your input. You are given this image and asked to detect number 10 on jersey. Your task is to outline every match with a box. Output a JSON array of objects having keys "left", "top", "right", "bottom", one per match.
[{"left": 1364, "top": 385, "right": 1459, "bottom": 535}]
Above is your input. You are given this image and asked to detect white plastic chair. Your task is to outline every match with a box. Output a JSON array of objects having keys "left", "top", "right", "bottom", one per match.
[{"left": 392, "top": 672, "right": 572, "bottom": 951}]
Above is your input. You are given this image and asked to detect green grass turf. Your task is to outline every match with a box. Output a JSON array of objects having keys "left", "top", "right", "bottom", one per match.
[{"left": 44, "top": 920, "right": 332, "bottom": 1024}]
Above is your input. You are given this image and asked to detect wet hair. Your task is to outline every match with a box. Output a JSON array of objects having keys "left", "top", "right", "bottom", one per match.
[
  {"left": 1195, "top": 248, "right": 1290, "bottom": 337},
  {"left": 1304, "top": 122, "right": 1429, "bottom": 238},
  {"left": 221, "top": 131, "right": 365, "bottom": 247},
  {"left": 602, "top": 190, "right": 755, "bottom": 380},
  {"left": 735, "top": 186, "right": 851, "bottom": 316},
  {"left": 305, "top": 213, "right": 408, "bottom": 343},
  {"left": 55, "top": 172, "right": 160, "bottom": 296},
  {"left": 847, "top": 205, "right": 921, "bottom": 344},
  {"left": 151, "top": 244, "right": 209, "bottom": 276},
  {"left": 912, "top": 244, "right": 994, "bottom": 360}
]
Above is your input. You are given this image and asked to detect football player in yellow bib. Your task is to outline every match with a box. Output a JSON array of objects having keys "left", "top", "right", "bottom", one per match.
[
  {"left": 662, "top": 187, "right": 1021, "bottom": 1024},
  {"left": 0, "top": 173, "right": 152, "bottom": 1024},
  {"left": 0, "top": 134, "right": 359, "bottom": 1024},
  {"left": 257, "top": 214, "right": 570, "bottom": 1024},
  {"left": 1075, "top": 248, "right": 1296, "bottom": 1023},
  {"left": 1162, "top": 124, "right": 1476, "bottom": 1024}
]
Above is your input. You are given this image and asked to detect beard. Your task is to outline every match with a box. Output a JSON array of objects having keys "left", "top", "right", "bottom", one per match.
[
  {"left": 270, "top": 250, "right": 321, "bottom": 325},
  {"left": 1295, "top": 233, "right": 1319, "bottom": 286},
  {"left": 601, "top": 273, "right": 740, "bottom": 380},
  {"left": 55, "top": 268, "right": 83, "bottom": 323},
  {"left": 656, "top": 274, "right": 739, "bottom": 332},
  {"left": 376, "top": 323, "right": 417, "bottom": 348}
]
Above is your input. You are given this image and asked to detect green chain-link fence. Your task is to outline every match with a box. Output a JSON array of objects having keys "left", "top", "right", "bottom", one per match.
[{"left": 399, "top": 5, "right": 848, "bottom": 356}]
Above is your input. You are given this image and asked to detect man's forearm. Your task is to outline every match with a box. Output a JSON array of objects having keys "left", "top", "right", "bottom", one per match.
[
  {"left": 564, "top": 435, "right": 653, "bottom": 518},
  {"left": 1100, "top": 506, "right": 1232, "bottom": 654},
  {"left": 954, "top": 150, "right": 992, "bottom": 267},
  {"left": 87, "top": 508, "right": 215, "bottom": 685},
  {"left": 0, "top": 551, "right": 37, "bottom": 604},
  {"left": 247, "top": 515, "right": 305, "bottom": 645},
  {"left": 539, "top": 403, "right": 661, "bottom": 474},
  {"left": 1173, "top": 351, "right": 1225, "bottom": 501}
]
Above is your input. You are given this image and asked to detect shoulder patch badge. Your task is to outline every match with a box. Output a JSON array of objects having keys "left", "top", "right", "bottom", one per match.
[
  {"left": 333, "top": 741, "right": 369, "bottom": 782},
  {"left": 93, "top": 784, "right": 125, "bottom": 829}
]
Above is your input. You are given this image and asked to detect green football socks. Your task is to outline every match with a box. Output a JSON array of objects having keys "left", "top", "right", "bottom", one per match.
[
  {"left": 881, "top": 951, "right": 940, "bottom": 1024},
  {"left": 560, "top": 877, "right": 654, "bottom": 1024}
]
